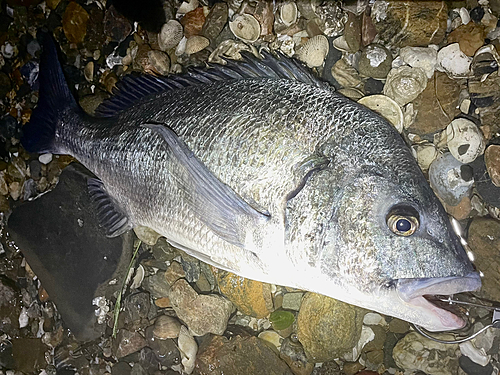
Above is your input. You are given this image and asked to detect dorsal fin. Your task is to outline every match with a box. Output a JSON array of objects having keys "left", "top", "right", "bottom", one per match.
[{"left": 94, "top": 51, "right": 328, "bottom": 118}]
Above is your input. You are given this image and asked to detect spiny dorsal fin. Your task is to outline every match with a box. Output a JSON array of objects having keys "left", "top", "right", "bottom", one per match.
[{"left": 94, "top": 51, "right": 328, "bottom": 118}]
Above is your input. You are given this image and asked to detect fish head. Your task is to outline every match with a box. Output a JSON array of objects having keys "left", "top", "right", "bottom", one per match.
[{"left": 285, "top": 163, "right": 481, "bottom": 332}]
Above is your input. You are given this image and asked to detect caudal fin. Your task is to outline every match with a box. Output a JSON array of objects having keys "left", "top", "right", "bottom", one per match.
[{"left": 21, "top": 31, "right": 78, "bottom": 154}]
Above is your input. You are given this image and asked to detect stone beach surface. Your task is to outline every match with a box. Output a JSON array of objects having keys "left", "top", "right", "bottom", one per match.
[{"left": 0, "top": 0, "right": 500, "bottom": 374}]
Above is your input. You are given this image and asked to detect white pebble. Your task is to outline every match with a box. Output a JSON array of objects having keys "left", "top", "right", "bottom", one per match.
[
  {"left": 38, "top": 153, "right": 53, "bottom": 165},
  {"left": 437, "top": 43, "right": 472, "bottom": 77},
  {"left": 19, "top": 306, "right": 29, "bottom": 328}
]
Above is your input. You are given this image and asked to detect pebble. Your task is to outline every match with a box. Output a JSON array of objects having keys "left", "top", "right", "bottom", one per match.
[
  {"left": 371, "top": 0, "right": 447, "bottom": 48},
  {"left": 62, "top": 1, "right": 89, "bottom": 44},
  {"left": 201, "top": 3, "right": 228, "bottom": 43},
  {"left": 113, "top": 329, "right": 147, "bottom": 359},
  {"left": 123, "top": 291, "right": 151, "bottom": 325},
  {"left": 144, "top": 325, "right": 180, "bottom": 366},
  {"left": 459, "top": 355, "right": 494, "bottom": 375},
  {"left": 168, "top": 279, "right": 233, "bottom": 336},
  {"left": 357, "top": 43, "right": 392, "bottom": 79},
  {"left": 179, "top": 254, "right": 200, "bottom": 282},
  {"left": 282, "top": 292, "right": 303, "bottom": 311},
  {"left": 448, "top": 22, "right": 486, "bottom": 57},
  {"left": 103, "top": 6, "right": 132, "bottom": 43},
  {"left": 383, "top": 66, "right": 427, "bottom": 106},
  {"left": 142, "top": 271, "right": 170, "bottom": 299},
  {"left": 344, "top": 12, "right": 362, "bottom": 52},
  {"left": 437, "top": 43, "right": 472, "bottom": 77},
  {"left": 484, "top": 145, "right": 500, "bottom": 186},
  {"left": 215, "top": 269, "right": 273, "bottom": 318},
  {"left": 393, "top": 332, "right": 460, "bottom": 375},
  {"left": 429, "top": 152, "right": 474, "bottom": 206},
  {"left": 181, "top": 7, "right": 205, "bottom": 38},
  {"left": 164, "top": 260, "right": 185, "bottom": 285},
  {"left": 38, "top": 153, "right": 53, "bottom": 165},
  {"left": 411, "top": 75, "right": 461, "bottom": 136},
  {"left": 297, "top": 292, "right": 364, "bottom": 362},
  {"left": 195, "top": 335, "right": 293, "bottom": 375},
  {"left": 467, "top": 217, "right": 500, "bottom": 301},
  {"left": 280, "top": 337, "right": 314, "bottom": 375},
  {"left": 445, "top": 195, "right": 472, "bottom": 221}
]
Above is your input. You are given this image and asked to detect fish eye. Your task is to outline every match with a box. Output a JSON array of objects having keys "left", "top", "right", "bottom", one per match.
[{"left": 386, "top": 206, "right": 419, "bottom": 236}]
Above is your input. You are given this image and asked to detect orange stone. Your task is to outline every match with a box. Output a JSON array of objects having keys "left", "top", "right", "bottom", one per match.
[
  {"left": 448, "top": 22, "right": 486, "bottom": 56},
  {"left": 181, "top": 7, "right": 205, "bottom": 38},
  {"left": 62, "top": 2, "right": 89, "bottom": 44}
]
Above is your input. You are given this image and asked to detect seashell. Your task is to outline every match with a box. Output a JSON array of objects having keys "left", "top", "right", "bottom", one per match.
[
  {"left": 383, "top": 66, "right": 427, "bottom": 106},
  {"left": 175, "top": 36, "right": 187, "bottom": 56},
  {"left": 280, "top": 2, "right": 298, "bottom": 27},
  {"left": 153, "top": 315, "right": 182, "bottom": 339},
  {"left": 399, "top": 46, "right": 437, "bottom": 79},
  {"left": 332, "top": 35, "right": 350, "bottom": 52},
  {"left": 258, "top": 330, "right": 282, "bottom": 349},
  {"left": 338, "top": 88, "right": 364, "bottom": 101},
  {"left": 184, "top": 35, "right": 209, "bottom": 55},
  {"left": 147, "top": 50, "right": 170, "bottom": 76},
  {"left": 178, "top": 325, "right": 197, "bottom": 375},
  {"left": 177, "top": 0, "right": 199, "bottom": 16},
  {"left": 412, "top": 142, "right": 438, "bottom": 171},
  {"left": 158, "top": 20, "right": 184, "bottom": 51},
  {"left": 295, "top": 34, "right": 329, "bottom": 68},
  {"left": 445, "top": 118, "right": 485, "bottom": 164},
  {"left": 358, "top": 94, "right": 404, "bottom": 133},
  {"left": 429, "top": 153, "right": 473, "bottom": 206},
  {"left": 130, "top": 264, "right": 145, "bottom": 289},
  {"left": 471, "top": 44, "right": 500, "bottom": 76},
  {"left": 229, "top": 14, "right": 261, "bottom": 43},
  {"left": 208, "top": 39, "right": 258, "bottom": 64},
  {"left": 437, "top": 43, "right": 472, "bottom": 78}
]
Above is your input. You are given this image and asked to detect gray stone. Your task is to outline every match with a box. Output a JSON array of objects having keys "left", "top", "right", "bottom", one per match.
[{"left": 282, "top": 292, "right": 303, "bottom": 311}]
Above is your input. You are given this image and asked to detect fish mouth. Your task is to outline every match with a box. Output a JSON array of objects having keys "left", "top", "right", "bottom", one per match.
[{"left": 396, "top": 272, "right": 481, "bottom": 331}]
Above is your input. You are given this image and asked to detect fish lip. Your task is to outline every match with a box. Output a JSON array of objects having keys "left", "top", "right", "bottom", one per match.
[{"left": 395, "top": 272, "right": 481, "bottom": 331}]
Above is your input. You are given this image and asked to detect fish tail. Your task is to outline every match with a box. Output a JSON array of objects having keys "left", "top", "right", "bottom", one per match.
[{"left": 21, "top": 31, "right": 79, "bottom": 154}]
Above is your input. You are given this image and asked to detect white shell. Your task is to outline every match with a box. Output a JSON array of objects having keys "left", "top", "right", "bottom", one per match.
[
  {"left": 177, "top": 0, "right": 199, "bottom": 15},
  {"left": 130, "top": 264, "right": 144, "bottom": 289},
  {"left": 383, "top": 66, "right": 428, "bottom": 106},
  {"left": 412, "top": 142, "right": 439, "bottom": 171},
  {"left": 229, "top": 14, "right": 261, "bottom": 43},
  {"left": 158, "top": 20, "right": 184, "bottom": 51},
  {"left": 295, "top": 34, "right": 329, "bottom": 68},
  {"left": 332, "top": 35, "right": 350, "bottom": 52},
  {"left": 208, "top": 39, "right": 258, "bottom": 64},
  {"left": 280, "top": 2, "right": 298, "bottom": 26},
  {"left": 399, "top": 46, "right": 438, "bottom": 79},
  {"left": 185, "top": 35, "right": 210, "bottom": 55},
  {"left": 437, "top": 43, "right": 472, "bottom": 77},
  {"left": 178, "top": 325, "right": 197, "bottom": 375},
  {"left": 445, "top": 118, "right": 485, "bottom": 163},
  {"left": 358, "top": 94, "right": 404, "bottom": 133},
  {"left": 460, "top": 341, "right": 491, "bottom": 367},
  {"left": 258, "top": 330, "right": 282, "bottom": 350}
]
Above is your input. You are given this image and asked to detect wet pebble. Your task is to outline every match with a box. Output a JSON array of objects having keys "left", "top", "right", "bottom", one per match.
[
  {"left": 142, "top": 271, "right": 170, "bottom": 299},
  {"left": 169, "top": 278, "right": 233, "bottom": 336},
  {"left": 62, "top": 1, "right": 89, "bottom": 44},
  {"left": 357, "top": 43, "right": 392, "bottom": 79},
  {"left": 202, "top": 3, "right": 228, "bottom": 43},
  {"left": 181, "top": 7, "right": 205, "bottom": 38},
  {"left": 282, "top": 292, "right": 303, "bottom": 311},
  {"left": 104, "top": 6, "right": 132, "bottom": 43},
  {"left": 113, "top": 329, "right": 147, "bottom": 359},
  {"left": 297, "top": 292, "right": 364, "bottom": 362},
  {"left": 215, "top": 269, "right": 273, "bottom": 318},
  {"left": 437, "top": 43, "right": 472, "bottom": 77},
  {"left": 485, "top": 145, "right": 500, "bottom": 186},
  {"left": 180, "top": 254, "right": 200, "bottom": 282},
  {"left": 144, "top": 325, "right": 181, "bottom": 367},
  {"left": 448, "top": 22, "right": 486, "bottom": 57}
]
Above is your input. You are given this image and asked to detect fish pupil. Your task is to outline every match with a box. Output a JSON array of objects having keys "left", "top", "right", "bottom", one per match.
[{"left": 396, "top": 219, "right": 411, "bottom": 232}]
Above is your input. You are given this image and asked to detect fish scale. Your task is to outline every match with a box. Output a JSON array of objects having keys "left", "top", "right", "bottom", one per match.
[{"left": 21, "top": 34, "right": 481, "bottom": 332}]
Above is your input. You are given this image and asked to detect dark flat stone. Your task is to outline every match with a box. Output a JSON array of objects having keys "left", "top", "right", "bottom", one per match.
[{"left": 7, "top": 163, "right": 133, "bottom": 342}]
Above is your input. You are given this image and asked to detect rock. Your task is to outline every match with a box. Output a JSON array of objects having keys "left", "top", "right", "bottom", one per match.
[
  {"left": 113, "top": 329, "right": 147, "bottom": 359},
  {"left": 282, "top": 292, "right": 303, "bottom": 311},
  {"left": 201, "top": 3, "right": 228, "bottom": 43},
  {"left": 445, "top": 195, "right": 472, "bottom": 221},
  {"left": 459, "top": 355, "right": 494, "bottom": 375},
  {"left": 62, "top": 1, "right": 89, "bottom": 44},
  {"left": 180, "top": 254, "right": 200, "bottom": 282},
  {"left": 147, "top": 50, "right": 170, "bottom": 76},
  {"left": 410, "top": 72, "right": 461, "bottom": 136},
  {"left": 145, "top": 326, "right": 181, "bottom": 366},
  {"left": 357, "top": 43, "right": 392, "bottom": 79},
  {"left": 412, "top": 142, "right": 438, "bottom": 171},
  {"left": 437, "top": 43, "right": 472, "bottom": 77},
  {"left": 364, "top": 78, "right": 384, "bottom": 95},
  {"left": 362, "top": 325, "right": 386, "bottom": 353},
  {"left": 459, "top": 341, "right": 490, "bottom": 367},
  {"left": 448, "top": 22, "right": 486, "bottom": 57},
  {"left": 123, "top": 292, "right": 151, "bottom": 325},
  {"left": 164, "top": 261, "right": 185, "bottom": 285},
  {"left": 181, "top": 7, "right": 205, "bottom": 38},
  {"left": 485, "top": 145, "right": 500, "bottom": 186},
  {"left": 112, "top": 362, "right": 132, "bottom": 375},
  {"left": 104, "top": 5, "right": 132, "bottom": 43},
  {"left": 344, "top": 12, "right": 362, "bottom": 52},
  {"left": 445, "top": 118, "right": 485, "bottom": 164},
  {"left": 12, "top": 338, "right": 48, "bottom": 372},
  {"left": 371, "top": 0, "right": 447, "bottom": 48},
  {"left": 169, "top": 279, "right": 233, "bottom": 336},
  {"left": 331, "top": 58, "right": 363, "bottom": 89},
  {"left": 142, "top": 271, "right": 170, "bottom": 299},
  {"left": 399, "top": 46, "right": 437, "bottom": 79},
  {"left": 429, "top": 153, "right": 473, "bottom": 206},
  {"left": 279, "top": 337, "right": 314, "bottom": 375},
  {"left": 195, "top": 335, "right": 293, "bottom": 375},
  {"left": 467, "top": 217, "right": 500, "bottom": 301},
  {"left": 215, "top": 269, "right": 273, "bottom": 318},
  {"left": 297, "top": 292, "right": 364, "bottom": 362},
  {"left": 383, "top": 66, "right": 427, "bottom": 106},
  {"left": 133, "top": 226, "right": 161, "bottom": 245},
  {"left": 362, "top": 11, "right": 377, "bottom": 47},
  {"left": 392, "top": 332, "right": 460, "bottom": 375},
  {"left": 258, "top": 330, "right": 282, "bottom": 350}
]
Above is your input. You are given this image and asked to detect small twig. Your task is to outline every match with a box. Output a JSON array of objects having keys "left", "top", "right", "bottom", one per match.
[{"left": 112, "top": 239, "right": 142, "bottom": 338}]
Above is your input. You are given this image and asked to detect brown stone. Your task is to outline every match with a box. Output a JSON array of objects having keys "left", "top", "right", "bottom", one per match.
[
  {"left": 467, "top": 217, "right": 500, "bottom": 301},
  {"left": 195, "top": 335, "right": 293, "bottom": 375},
  {"left": 485, "top": 145, "right": 500, "bottom": 187},
  {"left": 12, "top": 338, "right": 48, "bottom": 373},
  {"left": 62, "top": 2, "right": 89, "bottom": 44},
  {"left": 448, "top": 23, "right": 486, "bottom": 56},
  {"left": 445, "top": 196, "right": 472, "bottom": 220},
  {"left": 181, "top": 7, "right": 206, "bottom": 38},
  {"left": 215, "top": 269, "right": 273, "bottom": 318},
  {"left": 372, "top": 1, "right": 448, "bottom": 48},
  {"left": 410, "top": 72, "right": 461, "bottom": 136},
  {"left": 362, "top": 10, "right": 377, "bottom": 47},
  {"left": 344, "top": 11, "right": 362, "bottom": 52},
  {"left": 164, "top": 261, "right": 185, "bottom": 285}
]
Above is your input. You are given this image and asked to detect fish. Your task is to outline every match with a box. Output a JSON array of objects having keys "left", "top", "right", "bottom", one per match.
[{"left": 22, "top": 33, "right": 481, "bottom": 332}]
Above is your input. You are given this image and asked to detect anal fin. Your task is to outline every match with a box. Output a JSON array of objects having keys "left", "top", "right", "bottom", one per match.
[{"left": 88, "top": 178, "right": 133, "bottom": 237}]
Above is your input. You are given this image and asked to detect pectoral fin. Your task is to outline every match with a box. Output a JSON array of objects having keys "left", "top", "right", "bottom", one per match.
[
  {"left": 143, "top": 124, "right": 270, "bottom": 248},
  {"left": 88, "top": 178, "right": 133, "bottom": 237}
]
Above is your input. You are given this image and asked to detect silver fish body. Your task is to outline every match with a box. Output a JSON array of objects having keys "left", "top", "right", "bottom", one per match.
[{"left": 23, "top": 35, "right": 481, "bottom": 331}]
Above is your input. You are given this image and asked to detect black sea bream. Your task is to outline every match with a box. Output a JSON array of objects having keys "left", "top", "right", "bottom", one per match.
[{"left": 22, "top": 34, "right": 481, "bottom": 332}]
